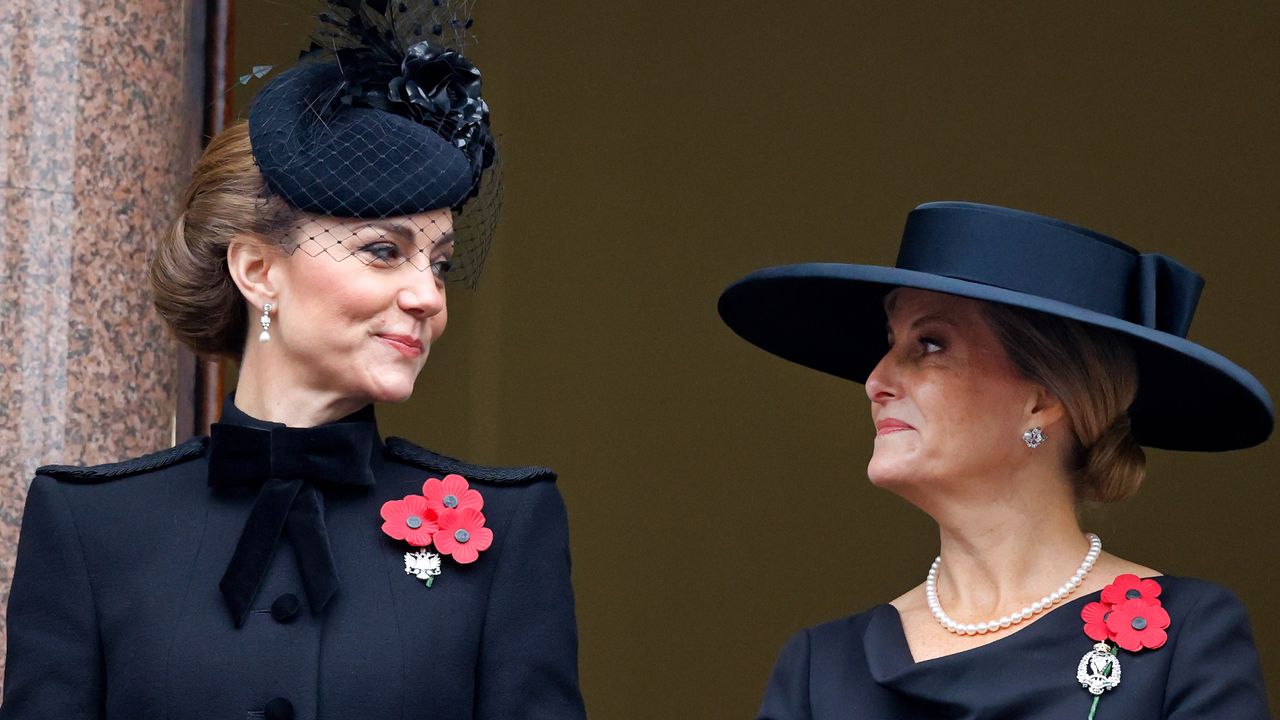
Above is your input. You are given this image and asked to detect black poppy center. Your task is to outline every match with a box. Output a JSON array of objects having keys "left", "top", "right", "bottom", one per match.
[
  {"left": 1131, "top": 616, "right": 1148, "bottom": 631},
  {"left": 1125, "top": 589, "right": 1142, "bottom": 600},
  {"left": 454, "top": 529, "right": 470, "bottom": 543},
  {"left": 406, "top": 515, "right": 423, "bottom": 529},
  {"left": 443, "top": 494, "right": 459, "bottom": 508}
]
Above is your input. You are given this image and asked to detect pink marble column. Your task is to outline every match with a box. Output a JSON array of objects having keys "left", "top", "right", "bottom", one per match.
[{"left": 0, "top": 0, "right": 206, "bottom": 679}]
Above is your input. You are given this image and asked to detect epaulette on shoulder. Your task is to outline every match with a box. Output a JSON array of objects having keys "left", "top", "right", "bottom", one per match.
[
  {"left": 384, "top": 437, "right": 557, "bottom": 484},
  {"left": 36, "top": 436, "right": 208, "bottom": 483}
]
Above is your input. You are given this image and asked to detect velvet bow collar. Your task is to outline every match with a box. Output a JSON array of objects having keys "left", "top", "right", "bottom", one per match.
[{"left": 208, "top": 398, "right": 379, "bottom": 627}]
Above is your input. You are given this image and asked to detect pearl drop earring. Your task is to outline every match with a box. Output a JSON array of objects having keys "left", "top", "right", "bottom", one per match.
[{"left": 259, "top": 303, "right": 274, "bottom": 343}]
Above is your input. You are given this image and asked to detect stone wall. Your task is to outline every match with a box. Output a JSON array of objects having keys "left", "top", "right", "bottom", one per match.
[{"left": 0, "top": 0, "right": 205, "bottom": 681}]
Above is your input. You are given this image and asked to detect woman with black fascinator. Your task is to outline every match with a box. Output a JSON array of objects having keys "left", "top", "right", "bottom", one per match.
[
  {"left": 1, "top": 3, "right": 585, "bottom": 719},
  {"left": 720, "top": 202, "right": 1272, "bottom": 719}
]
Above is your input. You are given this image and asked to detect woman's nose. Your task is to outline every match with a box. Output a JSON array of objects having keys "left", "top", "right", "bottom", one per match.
[
  {"left": 397, "top": 272, "right": 446, "bottom": 317},
  {"left": 864, "top": 349, "right": 899, "bottom": 404}
]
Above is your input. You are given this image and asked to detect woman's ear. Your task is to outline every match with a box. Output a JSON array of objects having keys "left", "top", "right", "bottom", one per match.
[
  {"left": 1025, "top": 384, "right": 1066, "bottom": 431},
  {"left": 227, "top": 235, "right": 282, "bottom": 310}
]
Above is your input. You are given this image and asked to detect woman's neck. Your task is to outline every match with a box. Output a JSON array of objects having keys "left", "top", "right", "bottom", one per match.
[
  {"left": 924, "top": 471, "right": 1090, "bottom": 621},
  {"left": 233, "top": 354, "right": 365, "bottom": 428}
]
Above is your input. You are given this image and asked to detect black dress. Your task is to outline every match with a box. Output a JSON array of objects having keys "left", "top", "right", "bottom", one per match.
[
  {"left": 757, "top": 576, "right": 1269, "bottom": 720},
  {"left": 1, "top": 399, "right": 586, "bottom": 719}
]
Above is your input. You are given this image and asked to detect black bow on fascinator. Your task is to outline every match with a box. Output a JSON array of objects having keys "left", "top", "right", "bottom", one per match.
[
  {"left": 209, "top": 418, "right": 378, "bottom": 627},
  {"left": 246, "top": 0, "right": 500, "bottom": 285}
]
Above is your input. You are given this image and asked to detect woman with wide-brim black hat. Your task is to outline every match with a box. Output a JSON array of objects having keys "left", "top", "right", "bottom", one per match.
[
  {"left": 1, "top": 3, "right": 585, "bottom": 719},
  {"left": 719, "top": 201, "right": 1272, "bottom": 719}
]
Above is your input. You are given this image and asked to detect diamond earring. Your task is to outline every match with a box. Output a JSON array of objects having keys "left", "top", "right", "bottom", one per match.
[
  {"left": 1022, "top": 426, "right": 1046, "bottom": 449},
  {"left": 258, "top": 303, "right": 274, "bottom": 343}
]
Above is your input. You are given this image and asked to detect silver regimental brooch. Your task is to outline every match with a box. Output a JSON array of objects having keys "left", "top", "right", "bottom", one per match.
[
  {"left": 1077, "top": 642, "right": 1122, "bottom": 695},
  {"left": 404, "top": 549, "right": 442, "bottom": 587}
]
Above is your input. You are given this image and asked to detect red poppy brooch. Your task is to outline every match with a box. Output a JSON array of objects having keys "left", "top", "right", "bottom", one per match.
[
  {"left": 380, "top": 474, "right": 494, "bottom": 587},
  {"left": 1077, "top": 574, "right": 1170, "bottom": 718}
]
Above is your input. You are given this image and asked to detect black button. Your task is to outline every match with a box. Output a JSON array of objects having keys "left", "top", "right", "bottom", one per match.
[
  {"left": 270, "top": 593, "right": 301, "bottom": 623},
  {"left": 264, "top": 697, "right": 294, "bottom": 720}
]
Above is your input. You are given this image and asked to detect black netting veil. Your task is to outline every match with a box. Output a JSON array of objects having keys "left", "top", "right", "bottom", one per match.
[{"left": 247, "top": 0, "right": 498, "bottom": 286}]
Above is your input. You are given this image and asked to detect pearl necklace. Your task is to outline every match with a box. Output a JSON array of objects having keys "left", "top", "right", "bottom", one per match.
[{"left": 926, "top": 533, "right": 1102, "bottom": 636}]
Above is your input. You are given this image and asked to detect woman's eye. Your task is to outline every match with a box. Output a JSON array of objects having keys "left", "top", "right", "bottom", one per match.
[
  {"left": 358, "top": 242, "right": 405, "bottom": 265},
  {"left": 919, "top": 336, "right": 944, "bottom": 354},
  {"left": 430, "top": 259, "right": 455, "bottom": 279}
]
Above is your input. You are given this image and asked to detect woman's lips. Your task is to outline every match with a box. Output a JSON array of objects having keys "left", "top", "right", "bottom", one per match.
[
  {"left": 377, "top": 334, "right": 424, "bottom": 359},
  {"left": 875, "top": 418, "right": 915, "bottom": 435}
]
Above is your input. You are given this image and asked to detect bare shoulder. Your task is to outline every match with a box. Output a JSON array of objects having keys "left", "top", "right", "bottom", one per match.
[
  {"left": 1092, "top": 552, "right": 1160, "bottom": 580},
  {"left": 1074, "top": 551, "right": 1161, "bottom": 596},
  {"left": 889, "top": 581, "right": 928, "bottom": 615}
]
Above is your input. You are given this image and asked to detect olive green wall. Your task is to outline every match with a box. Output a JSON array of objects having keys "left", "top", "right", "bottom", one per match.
[{"left": 236, "top": 3, "right": 1280, "bottom": 716}]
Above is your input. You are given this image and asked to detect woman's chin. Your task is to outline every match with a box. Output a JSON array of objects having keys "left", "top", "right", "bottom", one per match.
[
  {"left": 866, "top": 456, "right": 917, "bottom": 489},
  {"left": 364, "top": 374, "right": 419, "bottom": 405},
  {"left": 374, "top": 390, "right": 414, "bottom": 405}
]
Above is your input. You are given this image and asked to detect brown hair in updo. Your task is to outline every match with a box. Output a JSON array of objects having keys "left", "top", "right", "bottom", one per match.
[
  {"left": 150, "top": 121, "right": 300, "bottom": 358},
  {"left": 983, "top": 303, "right": 1146, "bottom": 503}
]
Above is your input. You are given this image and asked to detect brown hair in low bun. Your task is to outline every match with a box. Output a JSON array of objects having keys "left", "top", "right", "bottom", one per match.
[
  {"left": 1081, "top": 412, "right": 1146, "bottom": 503},
  {"left": 149, "top": 121, "right": 299, "bottom": 358},
  {"left": 983, "top": 303, "right": 1146, "bottom": 503}
]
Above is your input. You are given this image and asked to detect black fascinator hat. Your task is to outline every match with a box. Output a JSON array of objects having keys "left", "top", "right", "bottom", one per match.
[
  {"left": 718, "top": 202, "right": 1274, "bottom": 452},
  {"left": 247, "top": 0, "right": 498, "bottom": 284}
]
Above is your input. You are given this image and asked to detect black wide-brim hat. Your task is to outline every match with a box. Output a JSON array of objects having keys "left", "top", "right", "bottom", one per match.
[{"left": 718, "top": 202, "right": 1273, "bottom": 452}]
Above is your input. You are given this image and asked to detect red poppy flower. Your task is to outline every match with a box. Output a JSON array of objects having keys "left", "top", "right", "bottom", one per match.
[
  {"left": 380, "top": 495, "right": 439, "bottom": 547},
  {"left": 1080, "top": 601, "right": 1116, "bottom": 643},
  {"left": 422, "top": 474, "right": 484, "bottom": 518},
  {"left": 1105, "top": 597, "right": 1171, "bottom": 651},
  {"left": 1100, "top": 574, "right": 1162, "bottom": 607},
  {"left": 434, "top": 507, "right": 493, "bottom": 564}
]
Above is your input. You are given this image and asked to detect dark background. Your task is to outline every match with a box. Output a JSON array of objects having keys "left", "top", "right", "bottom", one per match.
[{"left": 235, "top": 3, "right": 1279, "bottom": 716}]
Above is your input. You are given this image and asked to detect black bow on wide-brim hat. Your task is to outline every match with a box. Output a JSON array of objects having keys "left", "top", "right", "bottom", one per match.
[{"left": 717, "top": 201, "right": 1273, "bottom": 452}]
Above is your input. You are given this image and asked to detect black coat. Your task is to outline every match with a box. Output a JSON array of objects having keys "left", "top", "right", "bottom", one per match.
[
  {"left": 756, "top": 576, "right": 1269, "bottom": 719},
  {"left": 1, "top": 401, "right": 586, "bottom": 720}
]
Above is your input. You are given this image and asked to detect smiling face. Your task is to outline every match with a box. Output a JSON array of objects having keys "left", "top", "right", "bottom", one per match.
[
  {"left": 263, "top": 208, "right": 455, "bottom": 405},
  {"left": 865, "top": 289, "right": 1050, "bottom": 498}
]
